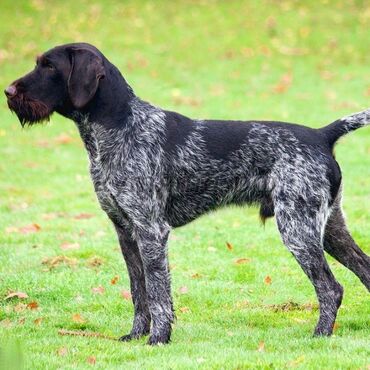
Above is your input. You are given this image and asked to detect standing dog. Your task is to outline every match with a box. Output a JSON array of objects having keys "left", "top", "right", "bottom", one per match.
[{"left": 5, "top": 43, "right": 370, "bottom": 345}]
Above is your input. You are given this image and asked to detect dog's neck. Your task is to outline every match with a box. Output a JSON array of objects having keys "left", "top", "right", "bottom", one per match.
[{"left": 61, "top": 61, "right": 135, "bottom": 130}]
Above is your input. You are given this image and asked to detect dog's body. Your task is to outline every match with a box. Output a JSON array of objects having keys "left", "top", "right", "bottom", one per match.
[{"left": 5, "top": 43, "right": 370, "bottom": 345}]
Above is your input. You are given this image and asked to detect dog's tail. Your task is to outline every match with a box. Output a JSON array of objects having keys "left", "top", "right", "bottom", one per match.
[{"left": 320, "top": 108, "right": 370, "bottom": 146}]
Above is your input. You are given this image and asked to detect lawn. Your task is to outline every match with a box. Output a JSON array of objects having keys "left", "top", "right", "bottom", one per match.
[{"left": 0, "top": 1, "right": 369, "bottom": 369}]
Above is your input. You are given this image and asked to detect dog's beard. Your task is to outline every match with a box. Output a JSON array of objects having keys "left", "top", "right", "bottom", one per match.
[{"left": 7, "top": 95, "right": 52, "bottom": 126}]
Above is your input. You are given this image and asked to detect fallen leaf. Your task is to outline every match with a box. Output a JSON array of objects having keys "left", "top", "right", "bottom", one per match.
[
  {"left": 235, "top": 258, "right": 251, "bottom": 265},
  {"left": 18, "top": 317, "right": 26, "bottom": 325},
  {"left": 42, "top": 256, "right": 77, "bottom": 269},
  {"left": 110, "top": 276, "right": 119, "bottom": 285},
  {"left": 73, "top": 213, "right": 94, "bottom": 220},
  {"left": 14, "top": 303, "right": 27, "bottom": 312},
  {"left": 191, "top": 273, "right": 201, "bottom": 279},
  {"left": 55, "top": 133, "right": 73, "bottom": 145},
  {"left": 257, "top": 341, "right": 265, "bottom": 352},
  {"left": 34, "top": 317, "right": 43, "bottom": 325},
  {"left": 4, "top": 291, "right": 29, "bottom": 300},
  {"left": 87, "top": 356, "right": 96, "bottom": 365},
  {"left": 6, "top": 224, "right": 41, "bottom": 234},
  {"left": 27, "top": 301, "right": 39, "bottom": 310},
  {"left": 19, "top": 223, "right": 41, "bottom": 234},
  {"left": 226, "top": 242, "right": 233, "bottom": 250},
  {"left": 264, "top": 276, "right": 272, "bottom": 285},
  {"left": 179, "top": 307, "right": 190, "bottom": 313},
  {"left": 1, "top": 319, "right": 12, "bottom": 328},
  {"left": 60, "top": 242, "right": 80, "bottom": 250},
  {"left": 179, "top": 286, "right": 188, "bottom": 294},
  {"left": 333, "top": 322, "right": 340, "bottom": 331},
  {"left": 87, "top": 257, "right": 103, "bottom": 268},
  {"left": 121, "top": 290, "right": 132, "bottom": 300},
  {"left": 72, "top": 313, "right": 86, "bottom": 324},
  {"left": 58, "top": 347, "right": 68, "bottom": 357},
  {"left": 272, "top": 73, "right": 293, "bottom": 94},
  {"left": 91, "top": 286, "right": 105, "bottom": 295}
]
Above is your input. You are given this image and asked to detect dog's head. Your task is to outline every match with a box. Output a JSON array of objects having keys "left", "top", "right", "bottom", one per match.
[{"left": 4, "top": 43, "right": 106, "bottom": 126}]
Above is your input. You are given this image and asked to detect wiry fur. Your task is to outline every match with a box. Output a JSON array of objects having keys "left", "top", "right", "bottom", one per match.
[{"left": 5, "top": 43, "right": 370, "bottom": 345}]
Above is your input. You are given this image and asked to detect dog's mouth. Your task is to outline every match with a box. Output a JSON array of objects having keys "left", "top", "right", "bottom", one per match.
[{"left": 7, "top": 94, "right": 52, "bottom": 127}]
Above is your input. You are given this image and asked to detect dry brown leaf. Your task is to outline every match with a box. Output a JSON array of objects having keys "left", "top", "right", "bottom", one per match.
[
  {"left": 73, "top": 213, "right": 94, "bottom": 220},
  {"left": 257, "top": 341, "right": 265, "bottom": 352},
  {"left": 1, "top": 319, "right": 12, "bottom": 328},
  {"left": 179, "top": 307, "right": 190, "bottom": 313},
  {"left": 19, "top": 223, "right": 41, "bottom": 234},
  {"left": 87, "top": 356, "right": 96, "bottom": 365},
  {"left": 6, "top": 224, "right": 41, "bottom": 234},
  {"left": 264, "top": 276, "right": 272, "bottom": 285},
  {"left": 87, "top": 257, "right": 103, "bottom": 268},
  {"left": 4, "top": 291, "right": 29, "bottom": 300},
  {"left": 179, "top": 286, "right": 188, "bottom": 294},
  {"left": 27, "top": 301, "right": 39, "bottom": 310},
  {"left": 226, "top": 242, "right": 233, "bottom": 251},
  {"left": 14, "top": 303, "right": 27, "bottom": 312},
  {"left": 34, "top": 317, "right": 43, "bottom": 325},
  {"left": 191, "top": 273, "right": 201, "bottom": 279},
  {"left": 42, "top": 256, "right": 77, "bottom": 269},
  {"left": 60, "top": 242, "right": 80, "bottom": 250},
  {"left": 272, "top": 73, "right": 293, "bottom": 94},
  {"left": 121, "top": 290, "right": 132, "bottom": 300},
  {"left": 110, "top": 276, "right": 119, "bottom": 285},
  {"left": 57, "top": 347, "right": 68, "bottom": 357},
  {"left": 91, "top": 286, "right": 105, "bottom": 295},
  {"left": 333, "top": 322, "right": 340, "bottom": 331},
  {"left": 55, "top": 133, "right": 73, "bottom": 144},
  {"left": 235, "top": 258, "right": 251, "bottom": 265},
  {"left": 72, "top": 313, "right": 86, "bottom": 324},
  {"left": 18, "top": 317, "right": 26, "bottom": 325}
]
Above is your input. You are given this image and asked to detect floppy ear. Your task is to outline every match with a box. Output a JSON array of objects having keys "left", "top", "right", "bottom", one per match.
[{"left": 68, "top": 48, "right": 105, "bottom": 109}]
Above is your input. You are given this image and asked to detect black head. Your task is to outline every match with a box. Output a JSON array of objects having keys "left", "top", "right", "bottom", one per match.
[{"left": 4, "top": 43, "right": 106, "bottom": 126}]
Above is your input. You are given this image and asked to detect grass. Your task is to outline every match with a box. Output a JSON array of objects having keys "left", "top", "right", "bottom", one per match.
[{"left": 0, "top": 0, "right": 369, "bottom": 368}]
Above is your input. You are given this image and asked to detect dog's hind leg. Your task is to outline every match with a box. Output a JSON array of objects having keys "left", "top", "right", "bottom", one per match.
[
  {"left": 275, "top": 196, "right": 343, "bottom": 336},
  {"left": 324, "top": 200, "right": 370, "bottom": 291},
  {"left": 134, "top": 222, "right": 174, "bottom": 345},
  {"left": 114, "top": 224, "right": 151, "bottom": 341}
]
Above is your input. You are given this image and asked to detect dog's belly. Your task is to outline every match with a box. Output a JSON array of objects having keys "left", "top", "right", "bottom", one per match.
[{"left": 166, "top": 174, "right": 270, "bottom": 227}]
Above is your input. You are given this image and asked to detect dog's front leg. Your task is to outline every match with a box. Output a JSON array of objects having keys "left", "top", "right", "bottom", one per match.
[
  {"left": 135, "top": 222, "right": 174, "bottom": 345},
  {"left": 114, "top": 224, "right": 151, "bottom": 341}
]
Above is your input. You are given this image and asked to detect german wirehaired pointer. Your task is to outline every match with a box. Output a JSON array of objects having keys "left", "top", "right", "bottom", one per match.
[{"left": 5, "top": 43, "right": 370, "bottom": 345}]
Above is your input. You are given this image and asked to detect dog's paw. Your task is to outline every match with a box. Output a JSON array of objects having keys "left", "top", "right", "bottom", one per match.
[
  {"left": 118, "top": 334, "right": 136, "bottom": 342},
  {"left": 313, "top": 326, "right": 333, "bottom": 337},
  {"left": 147, "top": 333, "right": 171, "bottom": 346}
]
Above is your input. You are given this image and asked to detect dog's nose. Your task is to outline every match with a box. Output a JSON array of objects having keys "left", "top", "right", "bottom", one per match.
[{"left": 4, "top": 85, "right": 17, "bottom": 98}]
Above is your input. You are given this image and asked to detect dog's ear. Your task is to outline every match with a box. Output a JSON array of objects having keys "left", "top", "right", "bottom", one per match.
[{"left": 68, "top": 48, "right": 105, "bottom": 109}]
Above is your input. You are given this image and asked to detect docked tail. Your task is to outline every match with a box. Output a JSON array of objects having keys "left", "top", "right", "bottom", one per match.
[{"left": 320, "top": 108, "right": 370, "bottom": 146}]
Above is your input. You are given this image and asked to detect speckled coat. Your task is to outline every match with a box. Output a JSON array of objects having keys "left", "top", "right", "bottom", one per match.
[{"left": 6, "top": 43, "right": 370, "bottom": 345}]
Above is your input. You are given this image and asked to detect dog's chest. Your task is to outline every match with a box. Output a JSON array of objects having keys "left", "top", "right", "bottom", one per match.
[{"left": 77, "top": 122, "right": 128, "bottom": 223}]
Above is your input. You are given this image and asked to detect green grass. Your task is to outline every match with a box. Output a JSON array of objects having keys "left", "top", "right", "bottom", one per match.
[{"left": 0, "top": 0, "right": 369, "bottom": 368}]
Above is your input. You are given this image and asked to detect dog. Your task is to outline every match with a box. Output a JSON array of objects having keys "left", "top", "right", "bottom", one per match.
[{"left": 5, "top": 43, "right": 370, "bottom": 345}]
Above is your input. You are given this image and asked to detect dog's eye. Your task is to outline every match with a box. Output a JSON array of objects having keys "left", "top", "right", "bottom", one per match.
[{"left": 46, "top": 63, "right": 55, "bottom": 71}]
